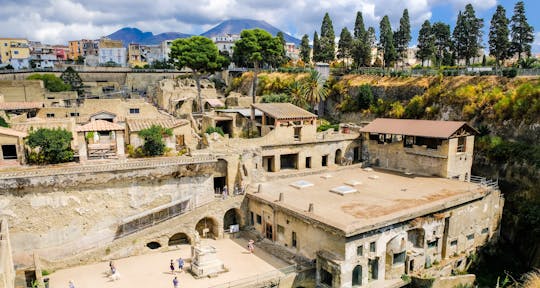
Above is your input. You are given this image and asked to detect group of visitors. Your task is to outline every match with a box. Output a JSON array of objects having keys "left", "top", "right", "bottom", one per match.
[{"left": 170, "top": 257, "right": 184, "bottom": 287}]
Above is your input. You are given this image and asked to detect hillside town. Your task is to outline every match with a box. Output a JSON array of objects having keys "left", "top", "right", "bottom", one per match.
[{"left": 0, "top": 1, "right": 539, "bottom": 288}]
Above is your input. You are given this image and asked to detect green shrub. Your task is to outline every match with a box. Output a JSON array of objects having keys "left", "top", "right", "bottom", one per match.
[
  {"left": 0, "top": 116, "right": 8, "bottom": 127},
  {"left": 261, "top": 93, "right": 291, "bottom": 103},
  {"left": 27, "top": 74, "right": 71, "bottom": 92},
  {"left": 26, "top": 128, "right": 74, "bottom": 164},
  {"left": 205, "top": 126, "right": 224, "bottom": 136},
  {"left": 138, "top": 125, "right": 173, "bottom": 157}
]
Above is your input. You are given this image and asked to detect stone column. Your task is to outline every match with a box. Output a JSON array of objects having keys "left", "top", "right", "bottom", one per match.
[
  {"left": 78, "top": 132, "right": 88, "bottom": 163},
  {"left": 116, "top": 130, "right": 126, "bottom": 159}
]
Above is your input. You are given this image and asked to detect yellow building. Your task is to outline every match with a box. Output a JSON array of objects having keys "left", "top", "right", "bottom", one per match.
[
  {"left": 68, "top": 40, "right": 81, "bottom": 60},
  {"left": 0, "top": 38, "right": 30, "bottom": 64},
  {"left": 128, "top": 43, "right": 146, "bottom": 67}
]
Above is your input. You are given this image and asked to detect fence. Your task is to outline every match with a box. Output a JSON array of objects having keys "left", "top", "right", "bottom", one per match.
[
  {"left": 208, "top": 265, "right": 297, "bottom": 288},
  {"left": 469, "top": 175, "right": 499, "bottom": 190},
  {"left": 332, "top": 67, "right": 540, "bottom": 77}
]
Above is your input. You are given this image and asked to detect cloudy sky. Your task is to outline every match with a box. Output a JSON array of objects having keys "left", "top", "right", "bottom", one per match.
[{"left": 0, "top": 0, "right": 538, "bottom": 52}]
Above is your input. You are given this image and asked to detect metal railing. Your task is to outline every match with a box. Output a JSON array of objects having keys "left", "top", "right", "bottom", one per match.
[
  {"left": 469, "top": 175, "right": 499, "bottom": 190},
  {"left": 208, "top": 265, "right": 296, "bottom": 288}
]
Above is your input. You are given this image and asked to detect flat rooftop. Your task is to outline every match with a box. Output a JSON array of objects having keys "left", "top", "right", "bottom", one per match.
[{"left": 249, "top": 167, "right": 490, "bottom": 237}]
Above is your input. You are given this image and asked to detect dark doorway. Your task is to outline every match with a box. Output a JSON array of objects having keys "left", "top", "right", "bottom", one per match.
[
  {"left": 322, "top": 155, "right": 328, "bottom": 167},
  {"left": 195, "top": 217, "right": 218, "bottom": 238},
  {"left": 335, "top": 149, "right": 342, "bottom": 165},
  {"left": 368, "top": 258, "right": 378, "bottom": 281},
  {"left": 223, "top": 208, "right": 241, "bottom": 230},
  {"left": 408, "top": 259, "right": 415, "bottom": 273},
  {"left": 353, "top": 146, "right": 360, "bottom": 163},
  {"left": 265, "top": 223, "right": 273, "bottom": 240},
  {"left": 1, "top": 145, "right": 17, "bottom": 160},
  {"left": 280, "top": 154, "right": 298, "bottom": 170},
  {"left": 263, "top": 156, "right": 275, "bottom": 172},
  {"left": 146, "top": 241, "right": 161, "bottom": 249},
  {"left": 320, "top": 268, "right": 333, "bottom": 286},
  {"left": 305, "top": 157, "right": 311, "bottom": 168},
  {"left": 352, "top": 265, "right": 362, "bottom": 286},
  {"left": 168, "top": 233, "right": 190, "bottom": 246},
  {"left": 213, "top": 176, "right": 226, "bottom": 194},
  {"left": 216, "top": 120, "right": 233, "bottom": 136}
]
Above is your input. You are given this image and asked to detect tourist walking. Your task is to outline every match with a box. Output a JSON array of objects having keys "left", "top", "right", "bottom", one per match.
[
  {"left": 173, "top": 276, "right": 179, "bottom": 288},
  {"left": 170, "top": 259, "right": 175, "bottom": 274},
  {"left": 222, "top": 186, "right": 228, "bottom": 200},
  {"left": 248, "top": 239, "right": 255, "bottom": 253},
  {"left": 177, "top": 257, "right": 184, "bottom": 271},
  {"left": 68, "top": 280, "right": 75, "bottom": 288}
]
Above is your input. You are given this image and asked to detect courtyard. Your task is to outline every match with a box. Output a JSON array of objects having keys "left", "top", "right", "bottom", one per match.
[{"left": 48, "top": 237, "right": 290, "bottom": 288}]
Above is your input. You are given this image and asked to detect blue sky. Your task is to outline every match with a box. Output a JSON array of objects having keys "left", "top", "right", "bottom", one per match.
[{"left": 0, "top": 0, "right": 538, "bottom": 53}]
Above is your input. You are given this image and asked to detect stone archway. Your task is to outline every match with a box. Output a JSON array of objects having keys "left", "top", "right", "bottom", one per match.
[
  {"left": 352, "top": 265, "right": 363, "bottom": 286},
  {"left": 335, "top": 149, "right": 343, "bottom": 165},
  {"left": 195, "top": 217, "right": 219, "bottom": 239},
  {"left": 168, "top": 232, "right": 191, "bottom": 246},
  {"left": 223, "top": 208, "right": 242, "bottom": 231}
]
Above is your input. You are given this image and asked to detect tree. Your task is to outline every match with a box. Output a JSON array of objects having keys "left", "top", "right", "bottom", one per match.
[
  {"left": 510, "top": 1, "right": 534, "bottom": 63},
  {"left": 463, "top": 4, "right": 484, "bottom": 65},
  {"left": 0, "top": 116, "right": 8, "bottom": 127},
  {"left": 395, "top": 9, "right": 412, "bottom": 68},
  {"left": 452, "top": 11, "right": 468, "bottom": 65},
  {"left": 337, "top": 27, "right": 353, "bottom": 68},
  {"left": 60, "top": 67, "right": 84, "bottom": 96},
  {"left": 379, "top": 15, "right": 397, "bottom": 68},
  {"left": 170, "top": 36, "right": 226, "bottom": 113},
  {"left": 300, "top": 70, "right": 328, "bottom": 115},
  {"left": 489, "top": 5, "right": 510, "bottom": 72},
  {"left": 357, "top": 84, "right": 373, "bottom": 110},
  {"left": 312, "top": 31, "right": 321, "bottom": 62},
  {"left": 75, "top": 55, "right": 85, "bottom": 65},
  {"left": 300, "top": 34, "right": 311, "bottom": 64},
  {"left": 319, "top": 13, "right": 336, "bottom": 62},
  {"left": 27, "top": 74, "right": 71, "bottom": 92},
  {"left": 233, "top": 29, "right": 284, "bottom": 108},
  {"left": 365, "top": 27, "right": 376, "bottom": 66},
  {"left": 352, "top": 12, "right": 369, "bottom": 68},
  {"left": 416, "top": 20, "right": 434, "bottom": 67},
  {"left": 276, "top": 31, "right": 288, "bottom": 66},
  {"left": 432, "top": 22, "right": 452, "bottom": 68},
  {"left": 26, "top": 128, "right": 74, "bottom": 164},
  {"left": 138, "top": 125, "right": 173, "bottom": 157}
]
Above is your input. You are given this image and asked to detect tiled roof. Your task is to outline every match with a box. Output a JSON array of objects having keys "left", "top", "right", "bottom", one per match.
[
  {"left": 76, "top": 120, "right": 125, "bottom": 132},
  {"left": 359, "top": 118, "right": 478, "bottom": 139},
  {"left": 251, "top": 103, "right": 317, "bottom": 120},
  {"left": 0, "top": 126, "right": 27, "bottom": 137},
  {"left": 0, "top": 102, "right": 43, "bottom": 110},
  {"left": 218, "top": 108, "right": 263, "bottom": 117},
  {"left": 205, "top": 99, "right": 225, "bottom": 107},
  {"left": 127, "top": 118, "right": 189, "bottom": 132}
]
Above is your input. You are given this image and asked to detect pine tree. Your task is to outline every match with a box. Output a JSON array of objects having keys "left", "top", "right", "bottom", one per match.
[
  {"left": 416, "top": 20, "right": 434, "bottom": 67},
  {"left": 365, "top": 27, "right": 376, "bottom": 66},
  {"left": 489, "top": 5, "right": 510, "bottom": 71},
  {"left": 352, "top": 12, "right": 367, "bottom": 68},
  {"left": 432, "top": 22, "right": 451, "bottom": 68},
  {"left": 313, "top": 31, "right": 321, "bottom": 62},
  {"left": 452, "top": 11, "right": 468, "bottom": 65},
  {"left": 353, "top": 11, "right": 366, "bottom": 39},
  {"left": 379, "top": 15, "right": 396, "bottom": 68},
  {"left": 510, "top": 1, "right": 534, "bottom": 63},
  {"left": 338, "top": 27, "right": 353, "bottom": 67},
  {"left": 300, "top": 34, "right": 311, "bottom": 64},
  {"left": 319, "top": 13, "right": 336, "bottom": 62},
  {"left": 395, "top": 9, "right": 411, "bottom": 67},
  {"left": 463, "top": 4, "right": 484, "bottom": 65}
]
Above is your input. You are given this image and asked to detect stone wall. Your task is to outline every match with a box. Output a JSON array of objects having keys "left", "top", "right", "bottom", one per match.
[
  {"left": 0, "top": 219, "right": 15, "bottom": 288},
  {"left": 0, "top": 80, "right": 45, "bottom": 102}
]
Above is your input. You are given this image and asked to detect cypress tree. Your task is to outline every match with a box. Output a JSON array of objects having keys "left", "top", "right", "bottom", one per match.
[
  {"left": 432, "top": 22, "right": 451, "bottom": 68},
  {"left": 313, "top": 31, "right": 321, "bottom": 62},
  {"left": 300, "top": 34, "right": 311, "bottom": 64},
  {"left": 463, "top": 4, "right": 484, "bottom": 65},
  {"left": 395, "top": 9, "right": 412, "bottom": 67},
  {"left": 489, "top": 5, "right": 510, "bottom": 71},
  {"left": 416, "top": 20, "right": 434, "bottom": 67},
  {"left": 452, "top": 11, "right": 468, "bottom": 65},
  {"left": 379, "top": 15, "right": 396, "bottom": 68},
  {"left": 276, "top": 31, "right": 287, "bottom": 66},
  {"left": 353, "top": 11, "right": 366, "bottom": 39},
  {"left": 319, "top": 13, "right": 336, "bottom": 62},
  {"left": 365, "top": 27, "right": 376, "bottom": 66},
  {"left": 352, "top": 12, "right": 367, "bottom": 68},
  {"left": 510, "top": 1, "right": 534, "bottom": 63},
  {"left": 338, "top": 27, "right": 353, "bottom": 68}
]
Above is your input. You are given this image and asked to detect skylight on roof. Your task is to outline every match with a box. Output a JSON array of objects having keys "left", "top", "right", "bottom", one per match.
[
  {"left": 330, "top": 186, "right": 358, "bottom": 195},
  {"left": 345, "top": 180, "right": 363, "bottom": 186},
  {"left": 290, "top": 180, "right": 314, "bottom": 189}
]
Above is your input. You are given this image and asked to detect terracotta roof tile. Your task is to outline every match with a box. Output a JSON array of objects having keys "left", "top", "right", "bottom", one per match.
[
  {"left": 127, "top": 118, "right": 189, "bottom": 132},
  {"left": 0, "top": 102, "right": 44, "bottom": 110},
  {"left": 205, "top": 99, "right": 225, "bottom": 107},
  {"left": 360, "top": 118, "right": 478, "bottom": 139},
  {"left": 76, "top": 120, "right": 124, "bottom": 132},
  {"left": 251, "top": 103, "right": 317, "bottom": 120}
]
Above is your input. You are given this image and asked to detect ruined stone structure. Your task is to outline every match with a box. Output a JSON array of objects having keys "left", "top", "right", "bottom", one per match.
[
  {"left": 246, "top": 167, "right": 503, "bottom": 288},
  {"left": 0, "top": 219, "right": 14, "bottom": 288},
  {"left": 153, "top": 78, "right": 219, "bottom": 116}
]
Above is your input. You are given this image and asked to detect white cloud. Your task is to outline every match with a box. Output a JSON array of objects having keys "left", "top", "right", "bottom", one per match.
[{"left": 0, "top": 0, "right": 523, "bottom": 48}]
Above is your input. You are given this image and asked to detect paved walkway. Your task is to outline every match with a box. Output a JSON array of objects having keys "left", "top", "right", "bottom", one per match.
[{"left": 48, "top": 238, "right": 289, "bottom": 288}]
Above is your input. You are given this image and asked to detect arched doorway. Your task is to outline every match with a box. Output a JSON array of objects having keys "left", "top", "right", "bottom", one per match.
[
  {"left": 168, "top": 232, "right": 191, "bottom": 246},
  {"left": 352, "top": 265, "right": 362, "bottom": 286},
  {"left": 335, "top": 149, "right": 342, "bottom": 165},
  {"left": 223, "top": 208, "right": 241, "bottom": 231},
  {"left": 195, "top": 217, "right": 218, "bottom": 239}
]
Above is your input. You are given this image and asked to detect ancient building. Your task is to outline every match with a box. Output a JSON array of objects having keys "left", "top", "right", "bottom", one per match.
[{"left": 246, "top": 167, "right": 503, "bottom": 288}]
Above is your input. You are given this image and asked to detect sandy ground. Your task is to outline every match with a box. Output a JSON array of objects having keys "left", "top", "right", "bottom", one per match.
[{"left": 48, "top": 238, "right": 289, "bottom": 288}]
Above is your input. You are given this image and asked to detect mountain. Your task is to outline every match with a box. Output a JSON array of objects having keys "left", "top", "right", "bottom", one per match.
[
  {"left": 107, "top": 27, "right": 191, "bottom": 46},
  {"left": 201, "top": 19, "right": 300, "bottom": 45}
]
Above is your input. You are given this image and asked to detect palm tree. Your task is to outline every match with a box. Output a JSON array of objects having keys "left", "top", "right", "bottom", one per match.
[
  {"left": 301, "top": 70, "right": 328, "bottom": 115},
  {"left": 287, "top": 81, "right": 307, "bottom": 109}
]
